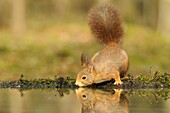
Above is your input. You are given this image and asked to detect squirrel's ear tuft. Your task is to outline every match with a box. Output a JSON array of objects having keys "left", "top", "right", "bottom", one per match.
[{"left": 81, "top": 53, "right": 90, "bottom": 68}]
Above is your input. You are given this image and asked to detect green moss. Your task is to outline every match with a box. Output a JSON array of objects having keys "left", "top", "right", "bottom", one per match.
[
  {"left": 0, "top": 75, "right": 77, "bottom": 89},
  {"left": 131, "top": 71, "right": 170, "bottom": 88},
  {"left": 85, "top": 71, "right": 170, "bottom": 89},
  {"left": 0, "top": 71, "right": 169, "bottom": 89}
]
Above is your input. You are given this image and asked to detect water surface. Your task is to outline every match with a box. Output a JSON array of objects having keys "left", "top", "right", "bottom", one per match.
[{"left": 0, "top": 88, "right": 169, "bottom": 113}]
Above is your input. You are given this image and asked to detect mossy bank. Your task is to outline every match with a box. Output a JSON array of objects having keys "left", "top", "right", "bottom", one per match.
[{"left": 0, "top": 71, "right": 169, "bottom": 89}]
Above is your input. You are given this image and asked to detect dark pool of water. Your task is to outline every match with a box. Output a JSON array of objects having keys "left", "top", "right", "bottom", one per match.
[{"left": 0, "top": 88, "right": 169, "bottom": 113}]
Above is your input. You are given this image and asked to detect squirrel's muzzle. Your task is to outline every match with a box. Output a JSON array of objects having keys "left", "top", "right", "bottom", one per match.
[{"left": 75, "top": 81, "right": 86, "bottom": 87}]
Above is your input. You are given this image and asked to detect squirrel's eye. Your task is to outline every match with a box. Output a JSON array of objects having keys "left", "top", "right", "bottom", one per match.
[
  {"left": 82, "top": 75, "right": 87, "bottom": 80},
  {"left": 82, "top": 94, "right": 87, "bottom": 99}
]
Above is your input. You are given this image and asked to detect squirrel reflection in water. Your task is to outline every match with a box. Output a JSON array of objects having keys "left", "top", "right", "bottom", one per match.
[{"left": 76, "top": 88, "right": 129, "bottom": 113}]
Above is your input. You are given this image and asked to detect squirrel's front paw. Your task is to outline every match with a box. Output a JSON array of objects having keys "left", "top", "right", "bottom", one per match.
[{"left": 114, "top": 81, "right": 123, "bottom": 85}]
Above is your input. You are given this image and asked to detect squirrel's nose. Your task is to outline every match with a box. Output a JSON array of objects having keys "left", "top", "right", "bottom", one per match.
[
  {"left": 75, "top": 81, "right": 78, "bottom": 86},
  {"left": 75, "top": 81, "right": 80, "bottom": 86}
]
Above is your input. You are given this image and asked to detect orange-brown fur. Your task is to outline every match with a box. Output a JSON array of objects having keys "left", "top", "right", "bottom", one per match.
[{"left": 75, "top": 4, "right": 129, "bottom": 86}]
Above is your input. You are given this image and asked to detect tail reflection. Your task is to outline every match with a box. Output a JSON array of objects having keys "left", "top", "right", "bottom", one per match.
[{"left": 76, "top": 88, "right": 129, "bottom": 113}]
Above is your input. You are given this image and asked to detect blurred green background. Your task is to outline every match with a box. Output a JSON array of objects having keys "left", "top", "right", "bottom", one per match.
[{"left": 0, "top": 0, "right": 169, "bottom": 80}]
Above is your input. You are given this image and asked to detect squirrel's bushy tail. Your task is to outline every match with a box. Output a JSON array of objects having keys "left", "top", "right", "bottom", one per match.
[{"left": 88, "top": 4, "right": 124, "bottom": 46}]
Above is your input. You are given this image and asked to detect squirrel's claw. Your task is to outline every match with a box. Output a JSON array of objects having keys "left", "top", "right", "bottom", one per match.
[{"left": 114, "top": 81, "right": 123, "bottom": 85}]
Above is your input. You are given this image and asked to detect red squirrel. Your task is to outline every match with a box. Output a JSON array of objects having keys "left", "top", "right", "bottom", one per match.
[{"left": 75, "top": 4, "right": 129, "bottom": 86}]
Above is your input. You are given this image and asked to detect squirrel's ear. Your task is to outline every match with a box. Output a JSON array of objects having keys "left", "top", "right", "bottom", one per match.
[
  {"left": 81, "top": 53, "right": 90, "bottom": 68},
  {"left": 91, "top": 66, "right": 97, "bottom": 76}
]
